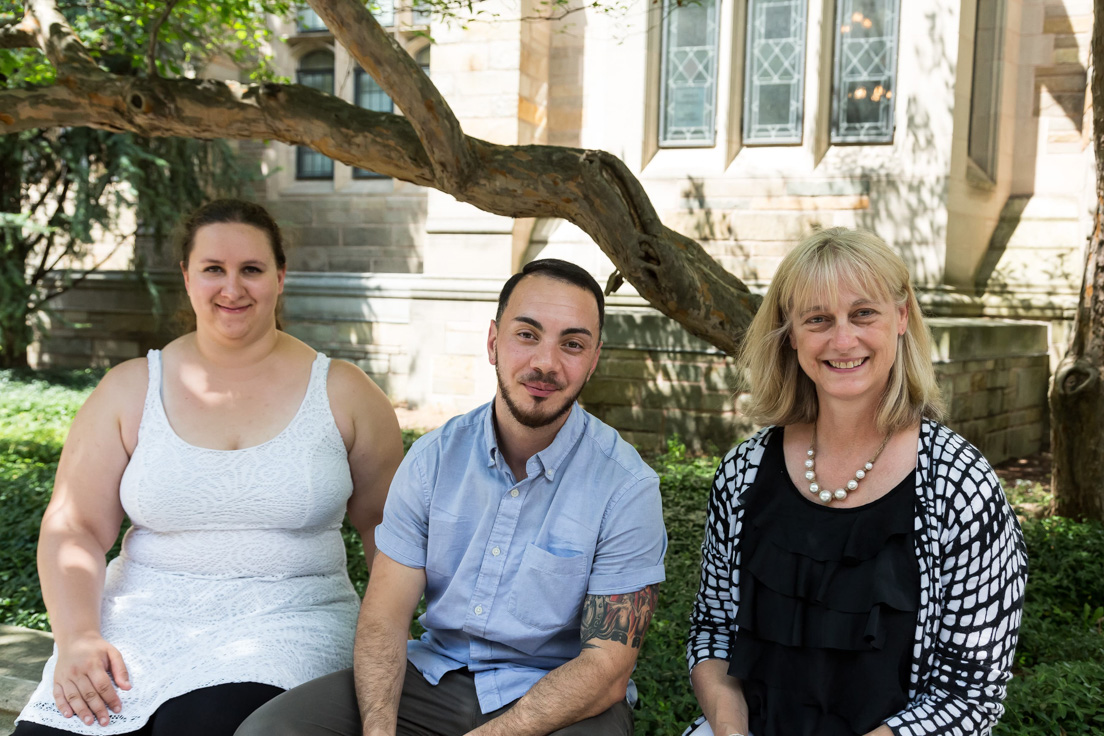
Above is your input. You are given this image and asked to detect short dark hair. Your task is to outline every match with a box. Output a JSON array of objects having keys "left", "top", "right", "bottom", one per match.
[
  {"left": 179, "top": 198, "right": 286, "bottom": 270},
  {"left": 496, "top": 259, "right": 605, "bottom": 334}
]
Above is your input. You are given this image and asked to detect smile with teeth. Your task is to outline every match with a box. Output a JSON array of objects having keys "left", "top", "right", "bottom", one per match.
[{"left": 826, "top": 357, "right": 867, "bottom": 369}]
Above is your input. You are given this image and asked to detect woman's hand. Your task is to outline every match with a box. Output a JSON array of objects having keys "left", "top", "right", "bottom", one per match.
[{"left": 52, "top": 632, "right": 131, "bottom": 726}]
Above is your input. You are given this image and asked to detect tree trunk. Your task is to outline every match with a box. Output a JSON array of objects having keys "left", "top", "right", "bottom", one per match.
[
  {"left": 1049, "top": 0, "right": 1104, "bottom": 521},
  {"left": 0, "top": 135, "right": 30, "bottom": 369}
]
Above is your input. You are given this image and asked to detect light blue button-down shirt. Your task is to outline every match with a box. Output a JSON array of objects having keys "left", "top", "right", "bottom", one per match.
[{"left": 375, "top": 401, "right": 667, "bottom": 713}]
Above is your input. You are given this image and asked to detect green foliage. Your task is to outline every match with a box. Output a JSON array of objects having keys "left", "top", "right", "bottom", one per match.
[
  {"left": 997, "top": 660, "right": 1104, "bottom": 735},
  {"left": 0, "top": 369, "right": 99, "bottom": 630},
  {"left": 994, "top": 515, "right": 1104, "bottom": 736},
  {"left": 0, "top": 0, "right": 272, "bottom": 367},
  {"left": 633, "top": 436, "right": 717, "bottom": 735},
  {"left": 0, "top": 2, "right": 294, "bottom": 87},
  {"left": 4, "top": 378, "right": 1104, "bottom": 734}
]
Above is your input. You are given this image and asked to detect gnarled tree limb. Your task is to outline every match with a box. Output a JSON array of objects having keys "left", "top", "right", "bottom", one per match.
[
  {"left": 0, "top": 14, "right": 37, "bottom": 49},
  {"left": 5, "top": 0, "right": 761, "bottom": 354},
  {"left": 25, "top": 0, "right": 98, "bottom": 72},
  {"left": 307, "top": 0, "right": 473, "bottom": 193}
]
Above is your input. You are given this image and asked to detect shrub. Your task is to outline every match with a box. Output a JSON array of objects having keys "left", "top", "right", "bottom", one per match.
[{"left": 0, "top": 369, "right": 100, "bottom": 630}]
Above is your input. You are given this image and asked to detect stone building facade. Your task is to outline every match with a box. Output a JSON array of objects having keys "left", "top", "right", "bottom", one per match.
[{"left": 35, "top": 0, "right": 1092, "bottom": 462}]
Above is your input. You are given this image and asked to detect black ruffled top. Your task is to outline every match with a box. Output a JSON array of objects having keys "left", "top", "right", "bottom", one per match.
[{"left": 727, "top": 427, "right": 920, "bottom": 736}]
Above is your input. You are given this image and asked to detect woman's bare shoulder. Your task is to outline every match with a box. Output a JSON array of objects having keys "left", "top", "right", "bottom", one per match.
[
  {"left": 97, "top": 356, "right": 150, "bottom": 399},
  {"left": 327, "top": 358, "right": 389, "bottom": 403}
]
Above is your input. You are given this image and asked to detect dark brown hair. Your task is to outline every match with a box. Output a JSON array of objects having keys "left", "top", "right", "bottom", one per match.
[
  {"left": 496, "top": 259, "right": 604, "bottom": 336},
  {"left": 179, "top": 198, "right": 287, "bottom": 269}
]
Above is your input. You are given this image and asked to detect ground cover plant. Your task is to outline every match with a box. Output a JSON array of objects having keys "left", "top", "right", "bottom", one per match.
[{"left": 2, "top": 369, "right": 1102, "bottom": 734}]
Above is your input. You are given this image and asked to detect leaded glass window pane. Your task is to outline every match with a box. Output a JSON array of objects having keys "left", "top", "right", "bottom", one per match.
[
  {"left": 354, "top": 71, "right": 394, "bottom": 179},
  {"left": 830, "top": 0, "right": 900, "bottom": 143},
  {"left": 744, "top": 0, "right": 807, "bottom": 144},
  {"left": 659, "top": 0, "right": 719, "bottom": 146},
  {"left": 297, "top": 51, "right": 334, "bottom": 180},
  {"left": 968, "top": 0, "right": 1004, "bottom": 179}
]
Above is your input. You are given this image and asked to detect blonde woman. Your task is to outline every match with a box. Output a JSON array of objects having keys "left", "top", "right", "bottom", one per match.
[
  {"left": 15, "top": 200, "right": 403, "bottom": 736},
  {"left": 685, "top": 228, "right": 1027, "bottom": 736}
]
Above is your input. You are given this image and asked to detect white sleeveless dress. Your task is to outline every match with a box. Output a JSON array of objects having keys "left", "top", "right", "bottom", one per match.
[{"left": 17, "top": 350, "right": 361, "bottom": 733}]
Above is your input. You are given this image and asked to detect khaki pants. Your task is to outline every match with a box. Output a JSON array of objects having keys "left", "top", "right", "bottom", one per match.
[{"left": 235, "top": 661, "right": 634, "bottom": 736}]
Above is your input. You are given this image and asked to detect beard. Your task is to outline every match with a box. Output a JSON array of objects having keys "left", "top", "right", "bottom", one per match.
[{"left": 495, "top": 361, "right": 587, "bottom": 430}]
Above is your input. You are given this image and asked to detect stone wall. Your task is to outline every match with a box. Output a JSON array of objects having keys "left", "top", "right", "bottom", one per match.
[
  {"left": 34, "top": 273, "right": 1051, "bottom": 464},
  {"left": 929, "top": 319, "right": 1050, "bottom": 461},
  {"left": 579, "top": 315, "right": 1050, "bottom": 462}
]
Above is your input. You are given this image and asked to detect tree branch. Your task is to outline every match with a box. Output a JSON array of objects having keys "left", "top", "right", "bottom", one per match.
[
  {"left": 0, "top": 14, "right": 38, "bottom": 49},
  {"left": 24, "top": 0, "right": 99, "bottom": 73},
  {"left": 31, "top": 230, "right": 134, "bottom": 310},
  {"left": 307, "top": 0, "right": 474, "bottom": 192},
  {"left": 2, "top": 1, "right": 760, "bottom": 353},
  {"left": 146, "top": 0, "right": 181, "bottom": 77}
]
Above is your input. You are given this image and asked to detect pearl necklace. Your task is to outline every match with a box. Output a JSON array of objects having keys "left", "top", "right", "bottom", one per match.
[{"left": 803, "top": 423, "right": 891, "bottom": 504}]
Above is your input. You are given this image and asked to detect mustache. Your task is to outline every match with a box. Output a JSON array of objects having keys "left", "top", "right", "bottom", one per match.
[{"left": 518, "top": 370, "right": 565, "bottom": 390}]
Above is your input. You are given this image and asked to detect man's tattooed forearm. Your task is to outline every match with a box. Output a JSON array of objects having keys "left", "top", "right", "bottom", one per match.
[{"left": 580, "top": 584, "right": 659, "bottom": 649}]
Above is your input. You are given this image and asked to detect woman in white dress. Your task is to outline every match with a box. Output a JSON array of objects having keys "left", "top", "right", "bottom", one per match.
[{"left": 14, "top": 199, "right": 404, "bottom": 736}]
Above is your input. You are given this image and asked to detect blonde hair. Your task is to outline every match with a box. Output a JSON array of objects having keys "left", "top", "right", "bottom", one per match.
[{"left": 738, "top": 227, "right": 944, "bottom": 433}]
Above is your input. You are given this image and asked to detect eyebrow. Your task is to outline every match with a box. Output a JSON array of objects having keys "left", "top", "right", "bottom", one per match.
[
  {"left": 513, "top": 315, "right": 594, "bottom": 339},
  {"left": 198, "top": 258, "right": 267, "bottom": 267},
  {"left": 798, "top": 298, "right": 876, "bottom": 318}
]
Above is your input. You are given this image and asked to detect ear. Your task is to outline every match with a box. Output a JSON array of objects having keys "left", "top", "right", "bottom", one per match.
[
  {"left": 180, "top": 261, "right": 190, "bottom": 292},
  {"left": 896, "top": 304, "right": 908, "bottom": 336},
  {"left": 277, "top": 266, "right": 287, "bottom": 294},
  {"left": 788, "top": 330, "right": 797, "bottom": 350},
  {"left": 487, "top": 319, "right": 499, "bottom": 366}
]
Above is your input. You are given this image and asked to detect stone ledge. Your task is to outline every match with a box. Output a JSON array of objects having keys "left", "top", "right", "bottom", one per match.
[{"left": 0, "top": 624, "right": 54, "bottom": 717}]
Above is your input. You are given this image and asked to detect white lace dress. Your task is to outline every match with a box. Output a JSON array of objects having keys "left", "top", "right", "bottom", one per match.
[{"left": 17, "top": 350, "right": 361, "bottom": 733}]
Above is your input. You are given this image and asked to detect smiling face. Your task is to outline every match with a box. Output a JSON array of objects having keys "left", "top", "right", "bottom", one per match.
[
  {"left": 181, "top": 222, "right": 285, "bottom": 342},
  {"left": 488, "top": 274, "right": 602, "bottom": 431},
  {"left": 789, "top": 285, "right": 908, "bottom": 409}
]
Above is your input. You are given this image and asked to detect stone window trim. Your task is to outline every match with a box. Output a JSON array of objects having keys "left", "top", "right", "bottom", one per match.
[{"left": 966, "top": 0, "right": 1005, "bottom": 183}]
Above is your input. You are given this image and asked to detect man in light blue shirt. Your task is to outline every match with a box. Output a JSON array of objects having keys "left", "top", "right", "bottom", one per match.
[{"left": 238, "top": 259, "right": 666, "bottom": 736}]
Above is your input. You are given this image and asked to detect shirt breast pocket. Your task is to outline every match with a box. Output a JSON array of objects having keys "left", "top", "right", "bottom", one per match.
[{"left": 508, "top": 543, "right": 589, "bottom": 631}]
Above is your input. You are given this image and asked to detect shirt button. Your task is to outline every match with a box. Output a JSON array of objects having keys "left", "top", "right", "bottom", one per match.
[
  {"left": 492, "top": 547, "right": 501, "bottom": 556},
  {"left": 510, "top": 489, "right": 519, "bottom": 497},
  {"left": 474, "top": 605, "right": 484, "bottom": 615}
]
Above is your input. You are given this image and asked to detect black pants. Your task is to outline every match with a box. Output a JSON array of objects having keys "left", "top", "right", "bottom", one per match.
[
  {"left": 235, "top": 661, "right": 634, "bottom": 736},
  {"left": 12, "top": 682, "right": 284, "bottom": 736}
]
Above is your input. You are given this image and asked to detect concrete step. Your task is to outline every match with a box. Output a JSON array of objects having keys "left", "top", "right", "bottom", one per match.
[{"left": 0, "top": 624, "right": 55, "bottom": 734}]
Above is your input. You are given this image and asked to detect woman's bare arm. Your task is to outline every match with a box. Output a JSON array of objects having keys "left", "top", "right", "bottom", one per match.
[{"left": 38, "top": 359, "right": 145, "bottom": 726}]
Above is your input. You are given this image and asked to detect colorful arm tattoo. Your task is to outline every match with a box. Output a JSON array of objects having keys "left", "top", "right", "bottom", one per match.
[{"left": 580, "top": 584, "right": 659, "bottom": 650}]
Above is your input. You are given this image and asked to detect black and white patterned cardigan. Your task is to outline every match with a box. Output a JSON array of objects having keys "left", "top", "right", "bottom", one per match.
[{"left": 686, "top": 420, "right": 1028, "bottom": 736}]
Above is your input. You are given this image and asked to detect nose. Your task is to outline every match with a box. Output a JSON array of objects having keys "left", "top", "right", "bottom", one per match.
[
  {"left": 530, "top": 340, "right": 558, "bottom": 374},
  {"left": 831, "top": 322, "right": 859, "bottom": 350},
  {"left": 221, "top": 273, "right": 244, "bottom": 298}
]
